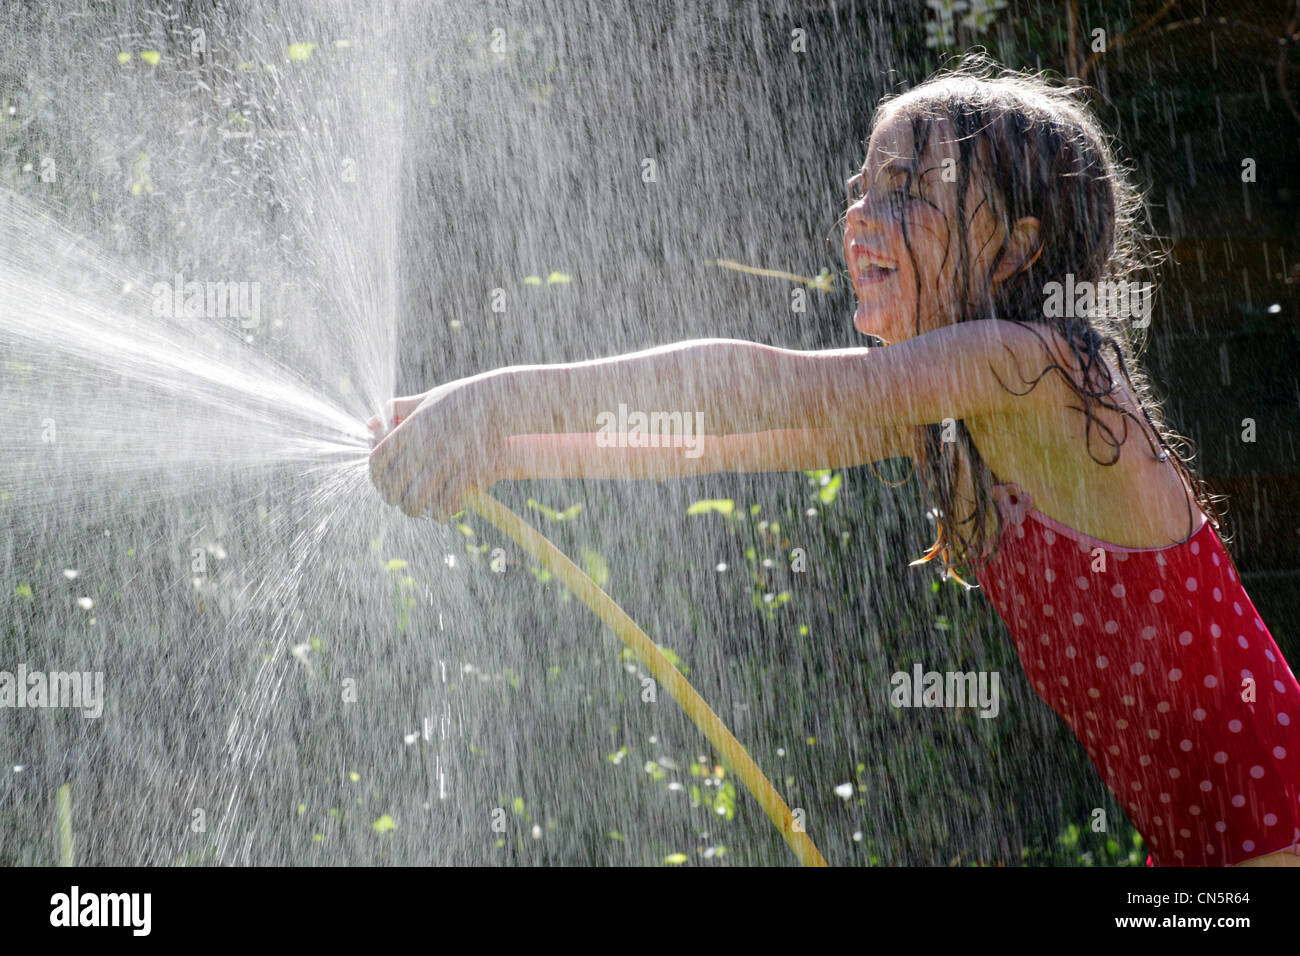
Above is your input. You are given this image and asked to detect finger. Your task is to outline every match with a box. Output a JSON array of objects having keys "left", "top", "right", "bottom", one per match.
[
  {"left": 399, "top": 462, "right": 439, "bottom": 517},
  {"left": 371, "top": 443, "right": 413, "bottom": 507},
  {"left": 369, "top": 419, "right": 407, "bottom": 477}
]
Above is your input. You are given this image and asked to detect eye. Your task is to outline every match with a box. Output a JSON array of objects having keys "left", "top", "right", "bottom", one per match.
[{"left": 887, "top": 186, "right": 920, "bottom": 212}]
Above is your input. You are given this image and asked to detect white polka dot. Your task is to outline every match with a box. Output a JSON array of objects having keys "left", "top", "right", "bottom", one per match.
[
  {"left": 1036, "top": 681, "right": 1046, "bottom": 691},
  {"left": 1275, "top": 680, "right": 1287, "bottom": 693},
  {"left": 1016, "top": 593, "right": 1026, "bottom": 606},
  {"left": 1075, "top": 576, "right": 1089, "bottom": 590},
  {"left": 1237, "top": 636, "right": 1249, "bottom": 649},
  {"left": 1250, "top": 765, "right": 1265, "bottom": 779},
  {"left": 1123, "top": 696, "right": 1136, "bottom": 706},
  {"left": 1111, "top": 583, "right": 1125, "bottom": 598},
  {"left": 1159, "top": 792, "right": 1171, "bottom": 803},
  {"left": 1095, "top": 656, "right": 1108, "bottom": 669},
  {"left": 1179, "top": 828, "right": 1191, "bottom": 838},
  {"left": 1170, "top": 768, "right": 1182, "bottom": 778},
  {"left": 1229, "top": 568, "right": 1236, "bottom": 582},
  {"left": 1266, "top": 650, "right": 1276, "bottom": 662},
  {"left": 1178, "top": 631, "right": 1193, "bottom": 646},
  {"left": 1109, "top": 745, "right": 1120, "bottom": 756},
  {"left": 1190, "top": 541, "right": 1200, "bottom": 555},
  {"left": 1186, "top": 577, "right": 1198, "bottom": 591},
  {"left": 1203, "top": 675, "right": 1218, "bottom": 688},
  {"left": 1059, "top": 676, "right": 1069, "bottom": 687},
  {"left": 1228, "top": 720, "right": 1242, "bottom": 733},
  {"left": 1279, "top": 713, "right": 1291, "bottom": 726},
  {"left": 1045, "top": 568, "right": 1056, "bottom": 583},
  {"left": 1275, "top": 746, "right": 1288, "bottom": 760},
  {"left": 1088, "top": 688, "right": 1100, "bottom": 698},
  {"left": 1256, "top": 618, "right": 1265, "bottom": 632},
  {"left": 1242, "top": 840, "right": 1255, "bottom": 853},
  {"left": 1174, "top": 849, "right": 1185, "bottom": 860},
  {"left": 1168, "top": 668, "right": 1182, "bottom": 681},
  {"left": 1105, "top": 620, "right": 1119, "bottom": 634},
  {"left": 1264, "top": 813, "right": 1278, "bottom": 826},
  {"left": 1117, "top": 719, "right": 1129, "bottom": 730},
  {"left": 1015, "top": 561, "right": 1026, "bottom": 575},
  {"left": 1131, "top": 662, "right": 1145, "bottom": 675},
  {"left": 1072, "top": 612, "right": 1085, "bottom": 626},
  {"left": 1042, "top": 604, "right": 1054, "bottom": 617},
  {"left": 1149, "top": 589, "right": 1164, "bottom": 604},
  {"left": 1141, "top": 754, "right": 1153, "bottom": 765},
  {"left": 1066, "top": 646, "right": 1077, "bottom": 659},
  {"left": 1131, "top": 781, "right": 1142, "bottom": 791},
  {"left": 1232, "top": 795, "right": 1246, "bottom": 808},
  {"left": 1213, "top": 587, "right": 1222, "bottom": 602},
  {"left": 1190, "top": 805, "right": 1201, "bottom": 815},
  {"left": 1213, "top": 752, "right": 1228, "bottom": 764},
  {"left": 1193, "top": 708, "right": 1207, "bottom": 721},
  {"left": 1180, "top": 740, "right": 1193, "bottom": 752},
  {"left": 1210, "top": 623, "right": 1221, "bottom": 638},
  {"left": 1234, "top": 602, "right": 1243, "bottom": 616},
  {"left": 1141, "top": 626, "right": 1157, "bottom": 640},
  {"left": 1040, "top": 634, "right": 1051, "bottom": 645},
  {"left": 1148, "top": 729, "right": 1161, "bottom": 740},
  {"left": 1157, "top": 701, "right": 1171, "bottom": 713},
  {"left": 1153, "top": 815, "right": 1163, "bottom": 826},
  {"left": 1043, "top": 529, "right": 1056, "bottom": 544},
  {"left": 1200, "top": 781, "right": 1213, "bottom": 792},
  {"left": 1215, "top": 821, "right": 1226, "bottom": 832}
]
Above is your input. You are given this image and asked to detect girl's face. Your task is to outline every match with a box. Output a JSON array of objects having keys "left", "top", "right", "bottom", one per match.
[{"left": 843, "top": 109, "right": 1010, "bottom": 344}]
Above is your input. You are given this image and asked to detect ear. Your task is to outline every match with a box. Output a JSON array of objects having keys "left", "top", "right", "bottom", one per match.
[{"left": 992, "top": 216, "right": 1042, "bottom": 283}]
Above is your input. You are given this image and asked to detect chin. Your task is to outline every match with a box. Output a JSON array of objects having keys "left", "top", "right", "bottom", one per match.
[{"left": 853, "top": 305, "right": 895, "bottom": 341}]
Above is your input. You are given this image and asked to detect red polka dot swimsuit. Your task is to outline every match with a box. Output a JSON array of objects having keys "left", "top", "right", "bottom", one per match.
[{"left": 973, "top": 481, "right": 1300, "bottom": 866}]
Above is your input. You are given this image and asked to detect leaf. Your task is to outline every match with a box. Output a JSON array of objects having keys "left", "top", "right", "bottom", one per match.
[
  {"left": 580, "top": 549, "right": 610, "bottom": 587},
  {"left": 287, "top": 42, "right": 317, "bottom": 61},
  {"left": 526, "top": 499, "right": 581, "bottom": 522},
  {"left": 385, "top": 559, "right": 408, "bottom": 572},
  {"left": 139, "top": 50, "right": 161, "bottom": 66},
  {"left": 371, "top": 814, "right": 396, "bottom": 833},
  {"left": 546, "top": 271, "right": 572, "bottom": 284},
  {"left": 13, "top": 583, "right": 33, "bottom": 600},
  {"left": 523, "top": 275, "right": 543, "bottom": 285},
  {"left": 663, "top": 852, "right": 688, "bottom": 865},
  {"left": 686, "top": 499, "right": 734, "bottom": 517},
  {"left": 116, "top": 52, "right": 132, "bottom": 65},
  {"left": 818, "top": 473, "right": 843, "bottom": 504}
]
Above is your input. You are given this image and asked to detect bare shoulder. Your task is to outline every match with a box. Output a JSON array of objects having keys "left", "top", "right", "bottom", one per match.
[{"left": 930, "top": 318, "right": 1077, "bottom": 410}]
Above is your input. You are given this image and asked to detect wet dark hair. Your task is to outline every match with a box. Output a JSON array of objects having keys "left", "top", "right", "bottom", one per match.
[{"left": 861, "top": 51, "right": 1226, "bottom": 584}]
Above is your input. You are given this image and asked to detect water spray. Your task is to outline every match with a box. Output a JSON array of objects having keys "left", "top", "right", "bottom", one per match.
[{"left": 389, "top": 417, "right": 828, "bottom": 867}]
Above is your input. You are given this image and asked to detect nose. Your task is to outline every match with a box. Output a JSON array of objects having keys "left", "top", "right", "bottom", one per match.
[{"left": 845, "top": 188, "right": 888, "bottom": 237}]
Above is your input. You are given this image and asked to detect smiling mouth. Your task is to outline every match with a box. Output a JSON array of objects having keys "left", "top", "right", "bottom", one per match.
[{"left": 852, "top": 252, "right": 897, "bottom": 284}]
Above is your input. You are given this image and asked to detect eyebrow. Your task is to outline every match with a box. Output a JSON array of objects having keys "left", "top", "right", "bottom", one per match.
[{"left": 851, "top": 158, "right": 916, "bottom": 184}]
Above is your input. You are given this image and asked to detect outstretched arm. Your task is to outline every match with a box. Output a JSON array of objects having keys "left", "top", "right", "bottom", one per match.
[
  {"left": 502, "top": 425, "right": 915, "bottom": 481},
  {"left": 484, "top": 319, "right": 1034, "bottom": 436},
  {"left": 370, "top": 319, "right": 1039, "bottom": 516}
]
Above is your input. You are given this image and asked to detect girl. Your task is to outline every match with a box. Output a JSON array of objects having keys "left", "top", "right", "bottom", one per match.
[{"left": 369, "top": 56, "right": 1300, "bottom": 867}]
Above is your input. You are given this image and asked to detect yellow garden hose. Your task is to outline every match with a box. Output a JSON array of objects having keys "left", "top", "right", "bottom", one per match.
[{"left": 462, "top": 486, "right": 829, "bottom": 867}]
